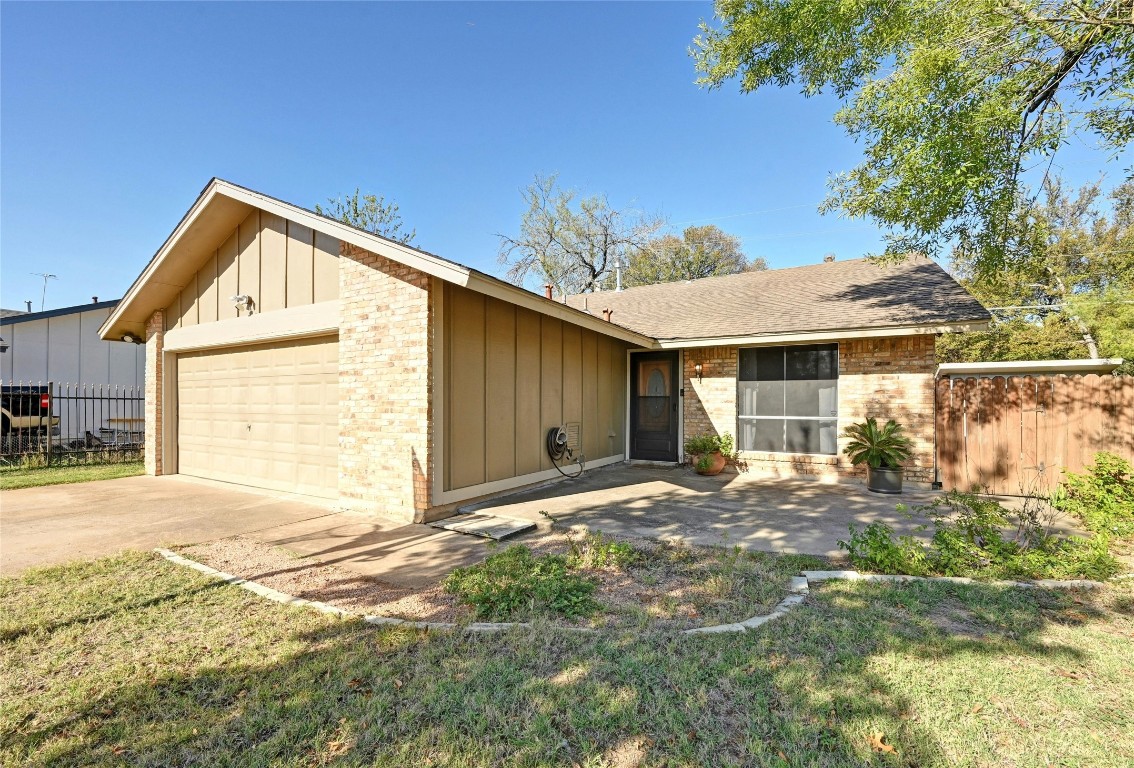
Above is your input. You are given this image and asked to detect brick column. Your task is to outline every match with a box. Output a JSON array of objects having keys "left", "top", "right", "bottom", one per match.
[
  {"left": 144, "top": 310, "right": 164, "bottom": 476},
  {"left": 838, "top": 335, "right": 937, "bottom": 485},
  {"left": 338, "top": 245, "right": 433, "bottom": 522}
]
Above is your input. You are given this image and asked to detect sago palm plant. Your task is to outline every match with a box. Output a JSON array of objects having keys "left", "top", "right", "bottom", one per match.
[{"left": 841, "top": 417, "right": 912, "bottom": 469}]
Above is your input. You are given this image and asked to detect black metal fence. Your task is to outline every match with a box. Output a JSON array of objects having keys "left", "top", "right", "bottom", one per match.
[{"left": 1, "top": 381, "right": 144, "bottom": 467}]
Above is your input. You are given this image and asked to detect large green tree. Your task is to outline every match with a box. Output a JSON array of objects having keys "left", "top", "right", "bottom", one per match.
[
  {"left": 497, "top": 175, "right": 663, "bottom": 294},
  {"left": 937, "top": 178, "right": 1134, "bottom": 371},
  {"left": 624, "top": 225, "right": 765, "bottom": 287},
  {"left": 693, "top": 1, "right": 1133, "bottom": 273},
  {"left": 315, "top": 188, "right": 416, "bottom": 245}
]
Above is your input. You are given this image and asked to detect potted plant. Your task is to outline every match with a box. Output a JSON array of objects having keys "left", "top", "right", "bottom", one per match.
[
  {"left": 841, "top": 417, "right": 913, "bottom": 494},
  {"left": 684, "top": 432, "right": 735, "bottom": 476}
]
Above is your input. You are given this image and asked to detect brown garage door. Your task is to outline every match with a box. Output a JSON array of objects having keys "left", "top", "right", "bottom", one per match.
[{"left": 177, "top": 336, "right": 338, "bottom": 498}]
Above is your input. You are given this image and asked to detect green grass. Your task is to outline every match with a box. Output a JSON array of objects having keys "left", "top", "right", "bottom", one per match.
[
  {"left": 0, "top": 461, "right": 144, "bottom": 490},
  {"left": 3, "top": 551, "right": 1132, "bottom": 766}
]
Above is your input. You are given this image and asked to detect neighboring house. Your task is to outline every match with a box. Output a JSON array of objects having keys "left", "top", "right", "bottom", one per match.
[
  {"left": 100, "top": 179, "right": 990, "bottom": 522},
  {"left": 1, "top": 300, "right": 145, "bottom": 387},
  {"left": 1, "top": 300, "right": 146, "bottom": 442}
]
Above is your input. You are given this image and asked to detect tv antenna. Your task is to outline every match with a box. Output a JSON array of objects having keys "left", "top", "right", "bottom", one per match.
[{"left": 30, "top": 273, "right": 57, "bottom": 311}]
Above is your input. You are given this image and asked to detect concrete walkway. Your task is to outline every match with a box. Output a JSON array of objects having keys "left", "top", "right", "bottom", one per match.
[{"left": 462, "top": 464, "right": 1082, "bottom": 557}]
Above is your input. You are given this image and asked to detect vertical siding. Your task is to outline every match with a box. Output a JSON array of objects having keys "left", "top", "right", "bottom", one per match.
[
  {"left": 237, "top": 210, "right": 261, "bottom": 313},
  {"left": 514, "top": 307, "right": 543, "bottom": 477},
  {"left": 258, "top": 212, "right": 287, "bottom": 313},
  {"left": 443, "top": 285, "right": 633, "bottom": 492},
  {"left": 286, "top": 222, "right": 314, "bottom": 307},
  {"left": 448, "top": 286, "right": 487, "bottom": 489},
  {"left": 540, "top": 316, "right": 563, "bottom": 471},
  {"left": 485, "top": 299, "right": 517, "bottom": 481},
  {"left": 198, "top": 252, "right": 218, "bottom": 324},
  {"left": 0, "top": 307, "right": 143, "bottom": 388},
  {"left": 163, "top": 207, "right": 340, "bottom": 329},
  {"left": 216, "top": 232, "right": 240, "bottom": 320}
]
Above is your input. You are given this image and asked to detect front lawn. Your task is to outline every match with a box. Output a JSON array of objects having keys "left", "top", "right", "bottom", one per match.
[
  {"left": 2, "top": 552, "right": 1132, "bottom": 766},
  {"left": 0, "top": 461, "right": 144, "bottom": 490}
]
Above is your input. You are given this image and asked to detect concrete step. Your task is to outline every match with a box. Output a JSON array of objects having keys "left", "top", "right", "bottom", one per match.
[{"left": 429, "top": 513, "right": 535, "bottom": 541}]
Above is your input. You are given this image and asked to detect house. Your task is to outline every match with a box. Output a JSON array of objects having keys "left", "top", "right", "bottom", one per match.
[
  {"left": 2, "top": 300, "right": 146, "bottom": 441},
  {"left": 99, "top": 179, "right": 990, "bottom": 522}
]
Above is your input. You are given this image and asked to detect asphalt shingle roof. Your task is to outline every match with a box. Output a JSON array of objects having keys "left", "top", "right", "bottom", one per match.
[{"left": 563, "top": 256, "right": 990, "bottom": 341}]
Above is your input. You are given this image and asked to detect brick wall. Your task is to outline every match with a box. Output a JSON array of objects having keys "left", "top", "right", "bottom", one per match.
[
  {"left": 144, "top": 310, "right": 164, "bottom": 476},
  {"left": 338, "top": 244, "right": 434, "bottom": 522},
  {"left": 682, "top": 335, "right": 937, "bottom": 486}
]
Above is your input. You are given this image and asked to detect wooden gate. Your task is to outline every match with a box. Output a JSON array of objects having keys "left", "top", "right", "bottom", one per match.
[{"left": 936, "top": 374, "right": 1134, "bottom": 496}]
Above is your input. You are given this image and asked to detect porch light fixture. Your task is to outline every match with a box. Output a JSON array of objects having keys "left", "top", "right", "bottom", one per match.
[
  {"left": 231, "top": 294, "right": 254, "bottom": 315},
  {"left": 694, "top": 362, "right": 703, "bottom": 382}
]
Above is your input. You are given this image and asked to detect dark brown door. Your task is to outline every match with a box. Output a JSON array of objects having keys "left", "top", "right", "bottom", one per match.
[{"left": 630, "top": 351, "right": 679, "bottom": 461}]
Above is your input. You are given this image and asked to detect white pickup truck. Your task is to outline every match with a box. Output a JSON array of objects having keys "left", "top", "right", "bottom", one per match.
[{"left": 1, "top": 385, "right": 60, "bottom": 435}]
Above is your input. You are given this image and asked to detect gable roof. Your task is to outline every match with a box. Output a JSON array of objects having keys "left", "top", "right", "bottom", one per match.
[
  {"left": 98, "top": 179, "right": 657, "bottom": 347},
  {"left": 564, "top": 256, "right": 990, "bottom": 345}
]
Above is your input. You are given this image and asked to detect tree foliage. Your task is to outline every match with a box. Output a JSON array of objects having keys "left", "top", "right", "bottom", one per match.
[
  {"left": 624, "top": 225, "right": 765, "bottom": 287},
  {"left": 937, "top": 178, "right": 1134, "bottom": 372},
  {"left": 693, "top": 0, "right": 1134, "bottom": 271},
  {"left": 315, "top": 188, "right": 416, "bottom": 245},
  {"left": 497, "top": 175, "right": 663, "bottom": 294}
]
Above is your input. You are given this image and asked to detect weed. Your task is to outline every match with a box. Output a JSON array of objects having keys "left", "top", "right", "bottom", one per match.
[{"left": 442, "top": 545, "right": 597, "bottom": 620}]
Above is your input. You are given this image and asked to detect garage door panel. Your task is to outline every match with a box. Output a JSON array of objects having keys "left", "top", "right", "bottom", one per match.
[{"left": 178, "top": 336, "right": 338, "bottom": 498}]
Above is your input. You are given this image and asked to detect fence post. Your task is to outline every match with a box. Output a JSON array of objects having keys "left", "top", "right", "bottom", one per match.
[{"left": 45, "top": 381, "right": 54, "bottom": 468}]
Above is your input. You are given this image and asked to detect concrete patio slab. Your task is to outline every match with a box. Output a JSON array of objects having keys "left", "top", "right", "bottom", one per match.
[{"left": 461, "top": 464, "right": 1083, "bottom": 557}]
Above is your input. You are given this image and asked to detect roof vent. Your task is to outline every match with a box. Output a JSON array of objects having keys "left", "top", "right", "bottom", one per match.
[{"left": 823, "top": 253, "right": 836, "bottom": 263}]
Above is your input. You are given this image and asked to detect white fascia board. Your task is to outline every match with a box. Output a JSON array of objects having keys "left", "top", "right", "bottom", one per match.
[
  {"left": 463, "top": 273, "right": 658, "bottom": 348},
  {"left": 937, "top": 358, "right": 1124, "bottom": 377},
  {"left": 653, "top": 321, "right": 988, "bottom": 349}
]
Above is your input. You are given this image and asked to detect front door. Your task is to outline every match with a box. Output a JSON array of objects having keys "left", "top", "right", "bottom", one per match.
[{"left": 630, "top": 351, "right": 679, "bottom": 461}]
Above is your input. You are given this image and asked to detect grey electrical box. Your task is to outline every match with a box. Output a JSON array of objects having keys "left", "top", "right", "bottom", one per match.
[{"left": 565, "top": 422, "right": 582, "bottom": 452}]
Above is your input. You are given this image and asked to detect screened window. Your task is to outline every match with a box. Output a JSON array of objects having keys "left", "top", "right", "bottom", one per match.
[{"left": 737, "top": 344, "right": 838, "bottom": 455}]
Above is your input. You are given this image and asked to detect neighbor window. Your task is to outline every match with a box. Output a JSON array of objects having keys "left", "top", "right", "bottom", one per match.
[{"left": 737, "top": 344, "right": 838, "bottom": 454}]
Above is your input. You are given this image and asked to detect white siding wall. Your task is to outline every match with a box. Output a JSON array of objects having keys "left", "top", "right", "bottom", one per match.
[{"left": 1, "top": 306, "right": 146, "bottom": 441}]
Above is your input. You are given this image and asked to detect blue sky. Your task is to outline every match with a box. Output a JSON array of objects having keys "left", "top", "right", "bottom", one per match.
[{"left": 1, "top": 1, "right": 1125, "bottom": 311}]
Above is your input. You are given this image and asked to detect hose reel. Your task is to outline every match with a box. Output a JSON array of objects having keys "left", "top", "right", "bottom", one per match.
[{"left": 546, "top": 422, "right": 585, "bottom": 478}]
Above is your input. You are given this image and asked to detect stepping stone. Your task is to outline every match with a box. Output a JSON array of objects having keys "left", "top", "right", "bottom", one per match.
[{"left": 430, "top": 513, "right": 535, "bottom": 541}]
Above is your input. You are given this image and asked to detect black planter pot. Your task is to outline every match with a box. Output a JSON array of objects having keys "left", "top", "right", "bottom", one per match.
[{"left": 867, "top": 466, "right": 904, "bottom": 494}]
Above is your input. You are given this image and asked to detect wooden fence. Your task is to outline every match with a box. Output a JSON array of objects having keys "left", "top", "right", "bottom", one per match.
[{"left": 935, "top": 374, "right": 1134, "bottom": 496}]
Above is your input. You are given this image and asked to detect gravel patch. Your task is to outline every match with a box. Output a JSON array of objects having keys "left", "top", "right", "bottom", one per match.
[{"left": 181, "top": 537, "right": 466, "bottom": 623}]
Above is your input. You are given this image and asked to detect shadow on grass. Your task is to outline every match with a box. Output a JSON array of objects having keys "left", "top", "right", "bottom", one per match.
[{"left": 4, "top": 565, "right": 1107, "bottom": 767}]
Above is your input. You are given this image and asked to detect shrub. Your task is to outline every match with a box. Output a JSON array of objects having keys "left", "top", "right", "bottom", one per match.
[
  {"left": 840, "top": 417, "right": 912, "bottom": 469},
  {"left": 1051, "top": 452, "right": 1134, "bottom": 539},
  {"left": 839, "top": 490, "right": 1122, "bottom": 581},
  {"left": 442, "top": 545, "right": 597, "bottom": 620},
  {"left": 566, "top": 531, "right": 642, "bottom": 570},
  {"left": 684, "top": 432, "right": 735, "bottom": 458}
]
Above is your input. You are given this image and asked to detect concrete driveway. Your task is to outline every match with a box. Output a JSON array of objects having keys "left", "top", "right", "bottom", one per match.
[
  {"left": 462, "top": 464, "right": 1082, "bottom": 557},
  {"left": 0, "top": 476, "right": 336, "bottom": 574},
  {"left": 1, "top": 475, "right": 494, "bottom": 586}
]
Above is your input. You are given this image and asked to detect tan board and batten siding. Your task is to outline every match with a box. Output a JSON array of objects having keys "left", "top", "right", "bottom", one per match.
[
  {"left": 163, "top": 210, "right": 339, "bottom": 329},
  {"left": 443, "top": 283, "right": 630, "bottom": 492},
  {"left": 163, "top": 210, "right": 341, "bottom": 498}
]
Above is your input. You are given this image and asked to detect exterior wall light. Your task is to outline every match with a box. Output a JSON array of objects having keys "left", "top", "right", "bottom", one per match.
[
  {"left": 230, "top": 294, "right": 255, "bottom": 315},
  {"left": 694, "top": 362, "right": 703, "bottom": 382}
]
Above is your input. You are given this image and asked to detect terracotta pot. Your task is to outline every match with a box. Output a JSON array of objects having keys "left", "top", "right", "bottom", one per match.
[
  {"left": 867, "top": 466, "right": 904, "bottom": 494},
  {"left": 694, "top": 450, "right": 727, "bottom": 476}
]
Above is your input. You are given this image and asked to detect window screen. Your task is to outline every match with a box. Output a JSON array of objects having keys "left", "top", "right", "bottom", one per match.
[{"left": 738, "top": 344, "right": 838, "bottom": 454}]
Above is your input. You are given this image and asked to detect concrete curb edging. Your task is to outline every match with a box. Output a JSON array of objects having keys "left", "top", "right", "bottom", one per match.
[
  {"left": 155, "top": 549, "right": 1111, "bottom": 638},
  {"left": 800, "top": 569, "right": 1107, "bottom": 590}
]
